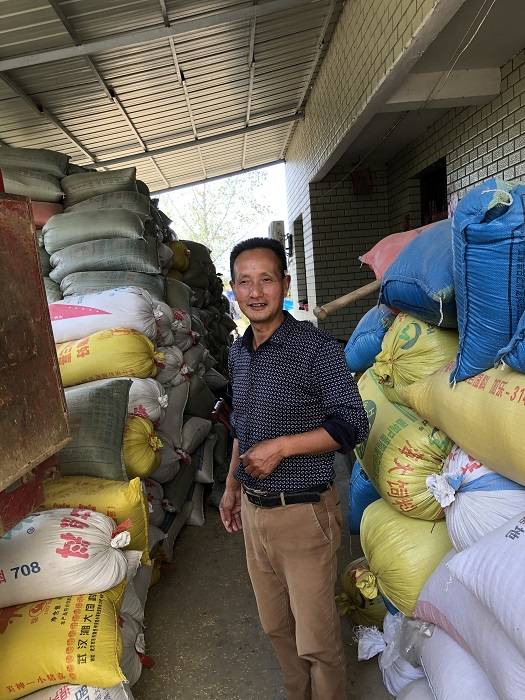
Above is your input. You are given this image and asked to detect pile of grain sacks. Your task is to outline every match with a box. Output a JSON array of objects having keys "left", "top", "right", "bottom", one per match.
[
  {"left": 341, "top": 179, "right": 525, "bottom": 699},
  {"left": 0, "top": 146, "right": 235, "bottom": 698}
]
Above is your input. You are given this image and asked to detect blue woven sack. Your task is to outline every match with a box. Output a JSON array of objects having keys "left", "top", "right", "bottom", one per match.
[
  {"left": 347, "top": 461, "right": 380, "bottom": 535},
  {"left": 379, "top": 219, "right": 456, "bottom": 328},
  {"left": 344, "top": 305, "right": 396, "bottom": 372},
  {"left": 496, "top": 310, "right": 525, "bottom": 371},
  {"left": 452, "top": 179, "right": 525, "bottom": 383}
]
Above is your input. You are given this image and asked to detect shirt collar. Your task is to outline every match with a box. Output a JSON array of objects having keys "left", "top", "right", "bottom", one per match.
[{"left": 242, "top": 311, "right": 296, "bottom": 351}]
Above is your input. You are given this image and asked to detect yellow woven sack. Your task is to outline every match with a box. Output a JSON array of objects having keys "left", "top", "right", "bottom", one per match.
[
  {"left": 42, "top": 476, "right": 150, "bottom": 565},
  {"left": 169, "top": 241, "right": 191, "bottom": 273},
  {"left": 399, "top": 361, "right": 525, "bottom": 486},
  {"left": 123, "top": 417, "right": 163, "bottom": 479},
  {"left": 360, "top": 499, "right": 451, "bottom": 616},
  {"left": 373, "top": 313, "right": 458, "bottom": 404},
  {"left": 336, "top": 557, "right": 387, "bottom": 629},
  {"left": 56, "top": 328, "right": 161, "bottom": 387},
  {"left": 0, "top": 583, "right": 125, "bottom": 700},
  {"left": 356, "top": 369, "right": 451, "bottom": 520},
  {"left": 167, "top": 269, "right": 184, "bottom": 281}
]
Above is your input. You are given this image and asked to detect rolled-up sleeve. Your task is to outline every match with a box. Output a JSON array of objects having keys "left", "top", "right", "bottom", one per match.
[{"left": 310, "top": 339, "right": 369, "bottom": 453}]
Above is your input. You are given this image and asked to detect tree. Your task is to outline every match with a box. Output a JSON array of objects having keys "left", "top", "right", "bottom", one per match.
[{"left": 160, "top": 169, "right": 273, "bottom": 276}]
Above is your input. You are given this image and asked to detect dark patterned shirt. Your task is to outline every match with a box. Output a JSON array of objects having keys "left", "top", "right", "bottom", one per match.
[{"left": 228, "top": 312, "right": 369, "bottom": 492}]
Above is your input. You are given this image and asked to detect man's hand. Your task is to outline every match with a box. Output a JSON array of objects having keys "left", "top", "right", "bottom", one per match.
[
  {"left": 219, "top": 482, "right": 242, "bottom": 533},
  {"left": 240, "top": 437, "right": 288, "bottom": 480}
]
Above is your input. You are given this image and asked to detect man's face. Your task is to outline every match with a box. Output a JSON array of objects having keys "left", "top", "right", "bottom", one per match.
[{"left": 232, "top": 248, "right": 290, "bottom": 324}]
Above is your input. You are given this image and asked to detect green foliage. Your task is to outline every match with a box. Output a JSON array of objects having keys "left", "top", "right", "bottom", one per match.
[{"left": 160, "top": 170, "right": 272, "bottom": 275}]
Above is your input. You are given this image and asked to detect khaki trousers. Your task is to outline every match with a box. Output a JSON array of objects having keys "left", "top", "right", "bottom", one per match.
[{"left": 241, "top": 487, "right": 346, "bottom": 700}]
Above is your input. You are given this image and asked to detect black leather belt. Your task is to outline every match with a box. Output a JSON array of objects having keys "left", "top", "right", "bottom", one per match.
[{"left": 243, "top": 482, "right": 332, "bottom": 508}]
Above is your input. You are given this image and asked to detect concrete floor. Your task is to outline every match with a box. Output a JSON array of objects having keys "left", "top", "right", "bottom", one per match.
[{"left": 133, "top": 456, "right": 389, "bottom": 700}]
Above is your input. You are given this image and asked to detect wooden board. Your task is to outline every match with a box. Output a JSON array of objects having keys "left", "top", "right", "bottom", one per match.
[{"left": 0, "top": 193, "right": 69, "bottom": 491}]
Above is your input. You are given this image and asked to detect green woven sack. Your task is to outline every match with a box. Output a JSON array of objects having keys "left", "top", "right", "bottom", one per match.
[{"left": 60, "top": 379, "right": 131, "bottom": 480}]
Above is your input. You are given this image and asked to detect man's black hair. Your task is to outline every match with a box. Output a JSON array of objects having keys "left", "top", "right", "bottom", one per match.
[{"left": 230, "top": 237, "right": 287, "bottom": 281}]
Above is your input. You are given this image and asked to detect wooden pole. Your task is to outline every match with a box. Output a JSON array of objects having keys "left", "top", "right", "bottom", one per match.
[{"left": 313, "top": 279, "right": 381, "bottom": 320}]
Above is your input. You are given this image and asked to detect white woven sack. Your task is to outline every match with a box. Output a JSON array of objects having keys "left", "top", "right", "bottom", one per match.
[
  {"left": 427, "top": 445, "right": 525, "bottom": 551},
  {"left": 132, "top": 565, "right": 153, "bottom": 611},
  {"left": 447, "top": 510, "right": 525, "bottom": 658},
  {"left": 119, "top": 613, "right": 144, "bottom": 687},
  {"left": 357, "top": 614, "right": 425, "bottom": 697},
  {"left": 187, "top": 483, "right": 205, "bottom": 527},
  {"left": 415, "top": 554, "right": 525, "bottom": 700},
  {"left": 23, "top": 684, "right": 132, "bottom": 700},
  {"left": 195, "top": 432, "right": 217, "bottom": 485},
  {"left": 396, "top": 679, "right": 434, "bottom": 699},
  {"left": 121, "top": 579, "right": 145, "bottom": 624},
  {"left": 420, "top": 626, "right": 498, "bottom": 700},
  {"left": 155, "top": 345, "right": 191, "bottom": 386},
  {"left": 144, "top": 478, "right": 165, "bottom": 527},
  {"left": 128, "top": 378, "right": 168, "bottom": 425},
  {"left": 154, "top": 301, "right": 176, "bottom": 346},
  {"left": 172, "top": 308, "right": 198, "bottom": 352},
  {"left": 49, "top": 287, "right": 158, "bottom": 343},
  {"left": 0, "top": 509, "right": 138, "bottom": 607}
]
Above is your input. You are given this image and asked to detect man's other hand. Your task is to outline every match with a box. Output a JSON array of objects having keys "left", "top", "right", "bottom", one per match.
[
  {"left": 219, "top": 482, "right": 242, "bottom": 533},
  {"left": 240, "top": 438, "right": 288, "bottom": 480}
]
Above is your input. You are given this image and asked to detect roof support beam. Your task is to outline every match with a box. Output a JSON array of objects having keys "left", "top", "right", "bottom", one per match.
[
  {"left": 47, "top": 0, "right": 173, "bottom": 184},
  {"left": 96, "top": 113, "right": 303, "bottom": 167},
  {"left": 0, "top": 0, "right": 314, "bottom": 73},
  {"left": 150, "top": 156, "right": 170, "bottom": 188},
  {"left": 279, "top": 0, "right": 337, "bottom": 159},
  {"left": 158, "top": 2, "right": 206, "bottom": 183},
  {"left": 0, "top": 73, "right": 96, "bottom": 162},
  {"left": 151, "top": 159, "right": 284, "bottom": 195},
  {"left": 242, "top": 13, "right": 258, "bottom": 170},
  {"left": 383, "top": 67, "right": 501, "bottom": 111}
]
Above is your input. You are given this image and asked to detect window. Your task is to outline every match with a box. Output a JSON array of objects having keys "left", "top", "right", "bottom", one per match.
[{"left": 419, "top": 158, "right": 448, "bottom": 225}]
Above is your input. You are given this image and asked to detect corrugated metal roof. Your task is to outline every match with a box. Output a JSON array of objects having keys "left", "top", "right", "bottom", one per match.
[{"left": 0, "top": 0, "right": 342, "bottom": 191}]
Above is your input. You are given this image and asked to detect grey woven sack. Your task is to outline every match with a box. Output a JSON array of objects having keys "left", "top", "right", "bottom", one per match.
[
  {"left": 65, "top": 190, "right": 151, "bottom": 221},
  {"left": 44, "top": 209, "right": 145, "bottom": 254},
  {"left": 61, "top": 167, "right": 137, "bottom": 208},
  {"left": 185, "top": 375, "right": 216, "bottom": 419},
  {"left": 0, "top": 146, "right": 70, "bottom": 178},
  {"left": 60, "top": 379, "right": 131, "bottom": 480},
  {"left": 2, "top": 168, "right": 63, "bottom": 203},
  {"left": 44, "top": 277, "right": 61, "bottom": 302},
  {"left": 166, "top": 277, "right": 192, "bottom": 313},
  {"left": 49, "top": 236, "right": 160, "bottom": 283},
  {"left": 60, "top": 271, "right": 166, "bottom": 301}
]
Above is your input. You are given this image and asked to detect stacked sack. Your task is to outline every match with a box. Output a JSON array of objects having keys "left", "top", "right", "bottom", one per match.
[
  {"left": 341, "top": 184, "right": 525, "bottom": 698},
  {"left": 0, "top": 507, "right": 139, "bottom": 700},
  {"left": 0, "top": 146, "right": 68, "bottom": 302},
  {"left": 0, "top": 146, "right": 236, "bottom": 695}
]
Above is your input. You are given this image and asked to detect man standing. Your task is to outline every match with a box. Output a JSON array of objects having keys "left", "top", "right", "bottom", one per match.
[{"left": 219, "top": 238, "right": 368, "bottom": 700}]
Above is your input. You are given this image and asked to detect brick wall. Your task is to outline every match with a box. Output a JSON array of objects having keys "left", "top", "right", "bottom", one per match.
[
  {"left": 389, "top": 49, "right": 525, "bottom": 227},
  {"left": 309, "top": 165, "right": 390, "bottom": 340},
  {"left": 284, "top": 0, "right": 453, "bottom": 335}
]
